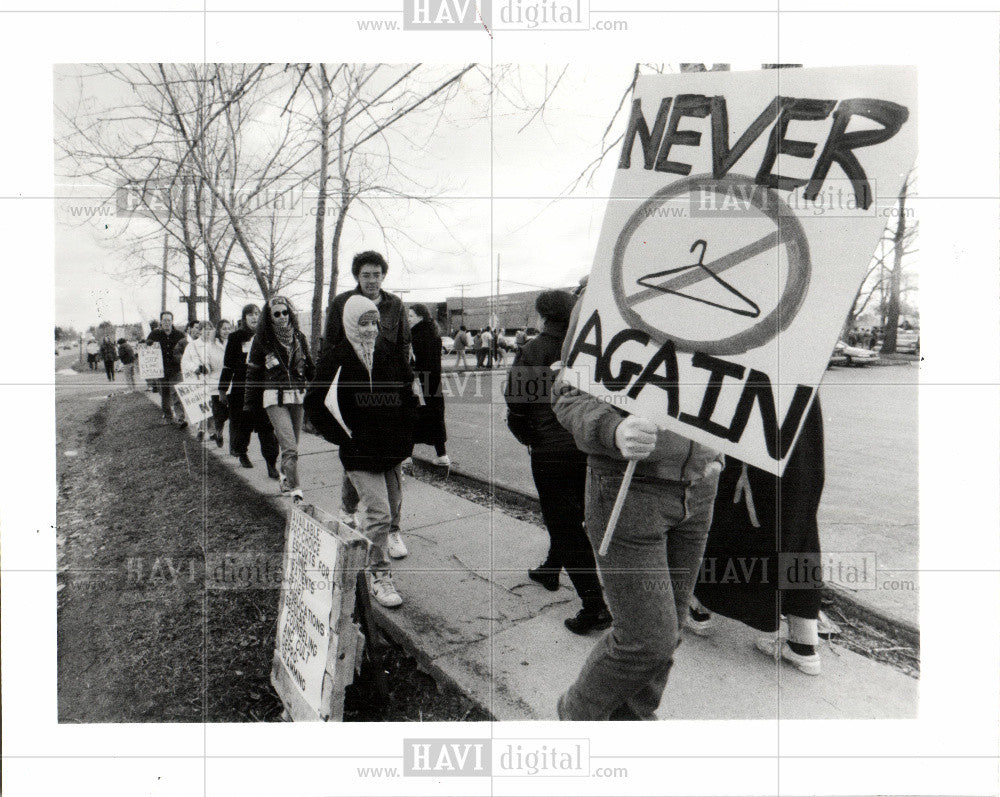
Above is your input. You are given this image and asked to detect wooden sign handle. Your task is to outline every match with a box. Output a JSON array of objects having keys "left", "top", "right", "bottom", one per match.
[{"left": 598, "top": 459, "right": 637, "bottom": 557}]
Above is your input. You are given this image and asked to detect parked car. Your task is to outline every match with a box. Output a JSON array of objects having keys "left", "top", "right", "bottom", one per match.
[
  {"left": 829, "top": 340, "right": 880, "bottom": 368},
  {"left": 440, "top": 335, "right": 455, "bottom": 355}
]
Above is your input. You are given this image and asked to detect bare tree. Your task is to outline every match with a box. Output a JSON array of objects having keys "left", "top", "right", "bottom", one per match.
[
  {"left": 291, "top": 63, "right": 477, "bottom": 348},
  {"left": 879, "top": 173, "right": 918, "bottom": 353}
]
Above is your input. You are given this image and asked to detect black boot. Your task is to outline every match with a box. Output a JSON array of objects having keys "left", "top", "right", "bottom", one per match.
[
  {"left": 564, "top": 604, "right": 612, "bottom": 635},
  {"left": 528, "top": 562, "right": 560, "bottom": 592},
  {"left": 238, "top": 453, "right": 253, "bottom": 469},
  {"left": 266, "top": 461, "right": 280, "bottom": 480}
]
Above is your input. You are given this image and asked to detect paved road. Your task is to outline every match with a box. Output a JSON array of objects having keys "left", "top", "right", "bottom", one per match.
[{"left": 417, "top": 363, "right": 920, "bottom": 628}]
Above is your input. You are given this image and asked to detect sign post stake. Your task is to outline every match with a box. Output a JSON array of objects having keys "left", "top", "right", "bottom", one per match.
[{"left": 598, "top": 459, "right": 637, "bottom": 556}]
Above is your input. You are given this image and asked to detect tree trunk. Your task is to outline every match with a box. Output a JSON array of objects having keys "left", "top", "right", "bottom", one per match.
[
  {"left": 310, "top": 70, "right": 331, "bottom": 352},
  {"left": 186, "top": 245, "right": 198, "bottom": 323},
  {"left": 327, "top": 195, "right": 350, "bottom": 310},
  {"left": 881, "top": 183, "right": 908, "bottom": 354}
]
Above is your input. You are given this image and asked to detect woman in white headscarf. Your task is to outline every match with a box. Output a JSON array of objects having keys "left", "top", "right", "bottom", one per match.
[{"left": 305, "top": 295, "right": 418, "bottom": 608}]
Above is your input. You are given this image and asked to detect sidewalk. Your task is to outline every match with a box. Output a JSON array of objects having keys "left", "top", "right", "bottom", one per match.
[
  {"left": 150, "top": 391, "right": 917, "bottom": 720},
  {"left": 423, "top": 365, "right": 921, "bottom": 634}
]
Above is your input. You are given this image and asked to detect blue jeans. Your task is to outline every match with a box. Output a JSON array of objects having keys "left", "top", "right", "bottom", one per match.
[{"left": 560, "top": 467, "right": 719, "bottom": 721}]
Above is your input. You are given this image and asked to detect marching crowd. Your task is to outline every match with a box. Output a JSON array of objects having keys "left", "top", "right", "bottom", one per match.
[{"left": 105, "top": 247, "right": 830, "bottom": 722}]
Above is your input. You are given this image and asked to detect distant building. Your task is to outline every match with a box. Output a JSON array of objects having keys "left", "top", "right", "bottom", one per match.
[{"left": 441, "top": 287, "right": 575, "bottom": 333}]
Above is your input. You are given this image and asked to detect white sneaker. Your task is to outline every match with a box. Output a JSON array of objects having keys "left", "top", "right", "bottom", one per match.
[
  {"left": 370, "top": 573, "right": 403, "bottom": 608},
  {"left": 290, "top": 489, "right": 304, "bottom": 504},
  {"left": 387, "top": 531, "right": 408, "bottom": 559},
  {"left": 338, "top": 510, "right": 357, "bottom": 528},
  {"left": 754, "top": 634, "right": 821, "bottom": 676},
  {"left": 431, "top": 454, "right": 451, "bottom": 467}
]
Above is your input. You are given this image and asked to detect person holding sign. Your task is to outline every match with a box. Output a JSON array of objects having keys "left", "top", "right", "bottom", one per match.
[
  {"left": 245, "top": 297, "right": 315, "bottom": 502},
  {"left": 146, "top": 311, "right": 185, "bottom": 425},
  {"left": 552, "top": 296, "right": 723, "bottom": 721},
  {"left": 304, "top": 295, "right": 418, "bottom": 609},
  {"left": 180, "top": 320, "right": 215, "bottom": 441}
]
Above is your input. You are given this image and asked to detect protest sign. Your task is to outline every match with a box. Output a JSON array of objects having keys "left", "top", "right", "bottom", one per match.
[
  {"left": 271, "top": 503, "right": 368, "bottom": 721},
  {"left": 174, "top": 381, "right": 213, "bottom": 424},
  {"left": 137, "top": 345, "right": 164, "bottom": 380},
  {"left": 563, "top": 66, "right": 917, "bottom": 475}
]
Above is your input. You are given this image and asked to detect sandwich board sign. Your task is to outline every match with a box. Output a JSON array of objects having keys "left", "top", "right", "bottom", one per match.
[
  {"left": 137, "top": 345, "right": 164, "bottom": 380},
  {"left": 562, "top": 66, "right": 916, "bottom": 475},
  {"left": 271, "top": 503, "right": 368, "bottom": 721}
]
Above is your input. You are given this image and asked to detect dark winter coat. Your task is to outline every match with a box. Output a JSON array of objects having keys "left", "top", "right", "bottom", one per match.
[
  {"left": 117, "top": 342, "right": 136, "bottom": 365},
  {"left": 145, "top": 327, "right": 185, "bottom": 377},
  {"left": 504, "top": 319, "right": 579, "bottom": 454},
  {"left": 305, "top": 338, "right": 417, "bottom": 473},
  {"left": 693, "top": 398, "right": 825, "bottom": 632},
  {"left": 243, "top": 329, "right": 315, "bottom": 413},
  {"left": 100, "top": 339, "right": 117, "bottom": 363},
  {"left": 217, "top": 327, "right": 255, "bottom": 396},
  {"left": 410, "top": 319, "right": 447, "bottom": 447}
]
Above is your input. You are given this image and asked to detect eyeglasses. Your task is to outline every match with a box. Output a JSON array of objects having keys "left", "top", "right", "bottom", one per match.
[{"left": 272, "top": 310, "right": 289, "bottom": 318}]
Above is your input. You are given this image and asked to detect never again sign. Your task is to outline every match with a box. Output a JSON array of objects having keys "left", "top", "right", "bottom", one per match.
[{"left": 564, "top": 66, "right": 916, "bottom": 475}]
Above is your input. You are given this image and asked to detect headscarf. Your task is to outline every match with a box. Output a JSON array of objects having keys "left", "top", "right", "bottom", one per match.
[{"left": 343, "top": 294, "right": 380, "bottom": 374}]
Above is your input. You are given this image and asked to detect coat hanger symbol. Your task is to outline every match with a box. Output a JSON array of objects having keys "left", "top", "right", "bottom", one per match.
[{"left": 635, "top": 239, "right": 762, "bottom": 319}]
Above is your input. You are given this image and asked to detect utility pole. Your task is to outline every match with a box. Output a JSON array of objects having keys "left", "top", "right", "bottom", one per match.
[{"left": 161, "top": 232, "right": 168, "bottom": 314}]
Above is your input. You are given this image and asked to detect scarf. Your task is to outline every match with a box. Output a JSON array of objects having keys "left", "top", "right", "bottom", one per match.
[
  {"left": 343, "top": 294, "right": 380, "bottom": 376},
  {"left": 270, "top": 300, "right": 296, "bottom": 352}
]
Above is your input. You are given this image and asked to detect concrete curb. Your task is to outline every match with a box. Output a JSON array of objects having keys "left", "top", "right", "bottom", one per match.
[{"left": 410, "top": 453, "right": 921, "bottom": 647}]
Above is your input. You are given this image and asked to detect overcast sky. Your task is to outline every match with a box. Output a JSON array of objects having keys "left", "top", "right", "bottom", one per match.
[{"left": 54, "top": 63, "right": 642, "bottom": 332}]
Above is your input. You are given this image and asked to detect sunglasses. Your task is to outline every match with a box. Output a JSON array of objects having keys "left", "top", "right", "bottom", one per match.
[{"left": 272, "top": 309, "right": 289, "bottom": 318}]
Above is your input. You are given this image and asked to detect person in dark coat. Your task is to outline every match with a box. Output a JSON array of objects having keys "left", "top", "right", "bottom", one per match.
[
  {"left": 504, "top": 290, "right": 610, "bottom": 635},
  {"left": 100, "top": 337, "right": 117, "bottom": 381},
  {"left": 217, "top": 304, "right": 279, "bottom": 476},
  {"left": 305, "top": 295, "right": 418, "bottom": 608},
  {"left": 323, "top": 250, "right": 411, "bottom": 534},
  {"left": 688, "top": 398, "right": 826, "bottom": 675},
  {"left": 407, "top": 303, "right": 449, "bottom": 466},
  {"left": 117, "top": 338, "right": 137, "bottom": 391},
  {"left": 145, "top": 311, "right": 185, "bottom": 423}
]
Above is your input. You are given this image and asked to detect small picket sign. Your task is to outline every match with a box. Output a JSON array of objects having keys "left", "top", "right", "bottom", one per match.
[
  {"left": 174, "top": 381, "right": 213, "bottom": 424},
  {"left": 271, "top": 502, "right": 369, "bottom": 721},
  {"left": 137, "top": 346, "right": 164, "bottom": 380}
]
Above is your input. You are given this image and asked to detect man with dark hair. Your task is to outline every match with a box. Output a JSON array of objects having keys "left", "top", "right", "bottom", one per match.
[
  {"left": 323, "top": 251, "right": 410, "bottom": 354},
  {"left": 146, "top": 310, "right": 185, "bottom": 424},
  {"left": 323, "top": 250, "right": 412, "bottom": 537}
]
